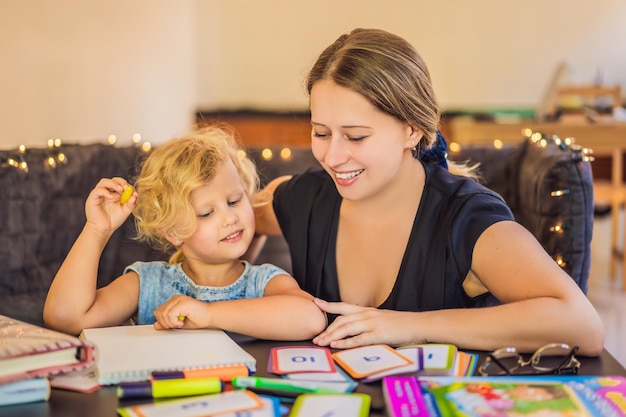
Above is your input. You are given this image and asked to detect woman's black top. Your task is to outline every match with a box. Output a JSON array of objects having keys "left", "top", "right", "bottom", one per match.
[{"left": 273, "top": 162, "right": 514, "bottom": 312}]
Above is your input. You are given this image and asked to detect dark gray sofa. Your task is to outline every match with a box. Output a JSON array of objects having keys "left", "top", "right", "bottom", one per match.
[{"left": 0, "top": 134, "right": 593, "bottom": 327}]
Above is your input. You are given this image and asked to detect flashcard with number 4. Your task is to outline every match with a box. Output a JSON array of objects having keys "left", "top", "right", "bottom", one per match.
[
  {"left": 269, "top": 346, "right": 336, "bottom": 374},
  {"left": 289, "top": 394, "right": 370, "bottom": 417},
  {"left": 332, "top": 344, "right": 414, "bottom": 379},
  {"left": 360, "top": 346, "right": 424, "bottom": 383}
]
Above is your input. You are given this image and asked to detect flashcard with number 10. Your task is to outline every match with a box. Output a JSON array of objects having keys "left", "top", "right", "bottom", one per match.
[{"left": 269, "top": 346, "right": 336, "bottom": 374}]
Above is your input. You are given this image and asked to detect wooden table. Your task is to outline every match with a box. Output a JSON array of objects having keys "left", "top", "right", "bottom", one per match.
[
  {"left": 448, "top": 118, "right": 626, "bottom": 289},
  {"left": 3, "top": 338, "right": 626, "bottom": 417}
]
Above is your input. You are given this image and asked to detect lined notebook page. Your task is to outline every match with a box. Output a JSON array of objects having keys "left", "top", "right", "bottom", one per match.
[{"left": 81, "top": 325, "right": 256, "bottom": 385}]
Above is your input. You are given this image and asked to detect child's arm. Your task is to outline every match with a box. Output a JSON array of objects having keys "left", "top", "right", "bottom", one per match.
[
  {"left": 43, "top": 178, "right": 140, "bottom": 335},
  {"left": 153, "top": 275, "right": 327, "bottom": 341}
]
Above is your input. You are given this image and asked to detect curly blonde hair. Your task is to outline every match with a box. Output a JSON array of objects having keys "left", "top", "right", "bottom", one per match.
[{"left": 133, "top": 125, "right": 259, "bottom": 262}]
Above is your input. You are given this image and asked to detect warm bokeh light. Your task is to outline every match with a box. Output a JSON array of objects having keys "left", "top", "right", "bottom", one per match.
[
  {"left": 140, "top": 142, "right": 152, "bottom": 153},
  {"left": 261, "top": 148, "right": 273, "bottom": 160},
  {"left": 280, "top": 148, "right": 292, "bottom": 160}
]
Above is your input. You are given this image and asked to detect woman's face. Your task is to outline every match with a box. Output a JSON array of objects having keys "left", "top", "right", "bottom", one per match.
[{"left": 310, "top": 79, "right": 417, "bottom": 201}]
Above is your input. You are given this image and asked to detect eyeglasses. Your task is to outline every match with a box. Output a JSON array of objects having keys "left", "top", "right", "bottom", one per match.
[{"left": 478, "top": 343, "right": 580, "bottom": 376}]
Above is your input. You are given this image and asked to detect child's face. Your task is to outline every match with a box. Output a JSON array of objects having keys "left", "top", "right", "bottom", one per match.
[{"left": 182, "top": 159, "right": 255, "bottom": 264}]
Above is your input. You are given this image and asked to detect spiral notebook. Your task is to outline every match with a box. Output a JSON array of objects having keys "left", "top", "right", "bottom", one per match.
[{"left": 81, "top": 325, "right": 256, "bottom": 385}]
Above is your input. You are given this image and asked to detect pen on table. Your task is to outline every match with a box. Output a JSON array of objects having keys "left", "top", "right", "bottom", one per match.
[
  {"left": 231, "top": 376, "right": 340, "bottom": 395},
  {"left": 151, "top": 365, "right": 250, "bottom": 382},
  {"left": 117, "top": 377, "right": 222, "bottom": 399}
]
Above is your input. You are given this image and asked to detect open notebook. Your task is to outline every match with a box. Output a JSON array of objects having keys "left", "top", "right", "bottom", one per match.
[{"left": 81, "top": 325, "right": 256, "bottom": 385}]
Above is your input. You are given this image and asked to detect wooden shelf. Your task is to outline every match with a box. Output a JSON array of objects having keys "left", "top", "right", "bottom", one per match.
[{"left": 196, "top": 110, "right": 311, "bottom": 148}]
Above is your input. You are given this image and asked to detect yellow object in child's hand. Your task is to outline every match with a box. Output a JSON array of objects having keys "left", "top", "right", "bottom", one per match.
[
  {"left": 119, "top": 186, "right": 133, "bottom": 205},
  {"left": 178, "top": 315, "right": 186, "bottom": 322}
]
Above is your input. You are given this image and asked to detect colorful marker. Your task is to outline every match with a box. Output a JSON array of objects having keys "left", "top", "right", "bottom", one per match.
[
  {"left": 151, "top": 365, "right": 250, "bottom": 382},
  {"left": 232, "top": 376, "right": 340, "bottom": 395},
  {"left": 117, "top": 377, "right": 222, "bottom": 399}
]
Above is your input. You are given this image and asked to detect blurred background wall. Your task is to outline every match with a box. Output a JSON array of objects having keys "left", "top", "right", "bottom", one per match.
[{"left": 1, "top": 0, "right": 625, "bottom": 148}]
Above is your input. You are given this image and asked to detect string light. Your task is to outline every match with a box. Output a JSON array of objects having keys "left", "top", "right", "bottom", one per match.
[
  {"left": 261, "top": 148, "right": 273, "bottom": 160},
  {"left": 550, "top": 224, "right": 565, "bottom": 233},
  {"left": 525, "top": 129, "right": 586, "bottom": 272},
  {"left": 140, "top": 142, "right": 152, "bottom": 153},
  {"left": 551, "top": 189, "right": 570, "bottom": 197},
  {"left": 1, "top": 134, "right": 153, "bottom": 174},
  {"left": 450, "top": 128, "right": 591, "bottom": 274},
  {"left": 280, "top": 147, "right": 292, "bottom": 160},
  {"left": 448, "top": 142, "right": 461, "bottom": 153},
  {"left": 44, "top": 138, "right": 68, "bottom": 170}
]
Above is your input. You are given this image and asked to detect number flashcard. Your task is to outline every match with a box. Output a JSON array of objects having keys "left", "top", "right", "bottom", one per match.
[
  {"left": 360, "top": 346, "right": 424, "bottom": 383},
  {"left": 332, "top": 344, "right": 414, "bottom": 379},
  {"left": 269, "top": 346, "right": 336, "bottom": 374},
  {"left": 420, "top": 344, "right": 457, "bottom": 375}
]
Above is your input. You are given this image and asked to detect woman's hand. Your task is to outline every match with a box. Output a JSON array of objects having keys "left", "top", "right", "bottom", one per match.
[
  {"left": 153, "top": 295, "right": 211, "bottom": 330},
  {"left": 312, "top": 298, "right": 422, "bottom": 349}
]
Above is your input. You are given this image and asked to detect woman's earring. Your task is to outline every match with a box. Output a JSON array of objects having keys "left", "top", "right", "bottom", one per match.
[{"left": 410, "top": 140, "right": 420, "bottom": 159}]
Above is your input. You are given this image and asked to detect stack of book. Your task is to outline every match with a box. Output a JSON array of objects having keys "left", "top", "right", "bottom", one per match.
[{"left": 0, "top": 315, "right": 95, "bottom": 407}]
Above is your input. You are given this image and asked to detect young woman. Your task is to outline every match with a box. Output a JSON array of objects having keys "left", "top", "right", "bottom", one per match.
[
  {"left": 253, "top": 28, "right": 604, "bottom": 356},
  {"left": 44, "top": 126, "right": 326, "bottom": 339}
]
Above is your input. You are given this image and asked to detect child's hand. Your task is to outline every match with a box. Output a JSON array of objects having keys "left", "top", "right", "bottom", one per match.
[
  {"left": 153, "top": 295, "right": 210, "bottom": 330},
  {"left": 85, "top": 178, "right": 136, "bottom": 234}
]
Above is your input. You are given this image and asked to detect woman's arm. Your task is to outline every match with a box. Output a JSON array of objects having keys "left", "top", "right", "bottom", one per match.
[
  {"left": 252, "top": 176, "right": 291, "bottom": 236},
  {"left": 313, "top": 221, "right": 604, "bottom": 356},
  {"left": 152, "top": 274, "right": 327, "bottom": 341},
  {"left": 43, "top": 178, "right": 140, "bottom": 335}
]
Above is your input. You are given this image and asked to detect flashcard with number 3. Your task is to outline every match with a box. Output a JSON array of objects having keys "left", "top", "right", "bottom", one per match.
[
  {"left": 269, "top": 346, "right": 336, "bottom": 374},
  {"left": 332, "top": 344, "right": 413, "bottom": 379}
]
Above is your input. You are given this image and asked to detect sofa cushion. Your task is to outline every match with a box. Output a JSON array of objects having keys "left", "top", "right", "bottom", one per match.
[
  {"left": 0, "top": 144, "right": 166, "bottom": 326},
  {"left": 450, "top": 135, "right": 593, "bottom": 293}
]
